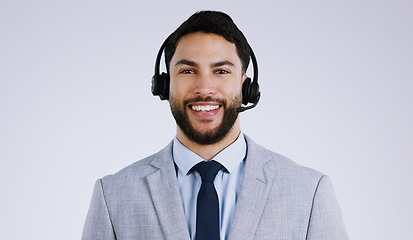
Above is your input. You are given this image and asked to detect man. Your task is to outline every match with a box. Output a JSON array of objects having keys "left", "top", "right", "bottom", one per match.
[{"left": 82, "top": 11, "right": 348, "bottom": 240}]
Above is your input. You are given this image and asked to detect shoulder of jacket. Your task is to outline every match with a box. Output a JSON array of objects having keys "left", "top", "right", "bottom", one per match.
[
  {"left": 101, "top": 140, "right": 174, "bottom": 184},
  {"left": 244, "top": 135, "right": 324, "bottom": 181}
]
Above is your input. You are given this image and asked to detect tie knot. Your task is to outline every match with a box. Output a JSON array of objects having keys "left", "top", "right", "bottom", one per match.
[{"left": 193, "top": 160, "right": 223, "bottom": 183}]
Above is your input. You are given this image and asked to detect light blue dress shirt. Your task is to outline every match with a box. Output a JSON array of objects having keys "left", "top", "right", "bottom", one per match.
[{"left": 172, "top": 133, "right": 247, "bottom": 240}]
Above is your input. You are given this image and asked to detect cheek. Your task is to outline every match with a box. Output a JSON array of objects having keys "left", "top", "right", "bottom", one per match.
[
  {"left": 170, "top": 79, "right": 189, "bottom": 96},
  {"left": 222, "top": 81, "right": 242, "bottom": 96},
  {"left": 169, "top": 83, "right": 180, "bottom": 100}
]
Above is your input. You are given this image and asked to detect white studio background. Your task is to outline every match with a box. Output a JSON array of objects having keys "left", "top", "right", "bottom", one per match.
[{"left": 0, "top": 0, "right": 411, "bottom": 239}]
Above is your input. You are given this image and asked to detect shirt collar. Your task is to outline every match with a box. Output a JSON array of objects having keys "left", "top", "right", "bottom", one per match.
[{"left": 173, "top": 133, "right": 247, "bottom": 175}]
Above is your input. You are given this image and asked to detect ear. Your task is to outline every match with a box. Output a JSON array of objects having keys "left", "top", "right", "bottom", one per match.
[{"left": 242, "top": 74, "right": 248, "bottom": 84}]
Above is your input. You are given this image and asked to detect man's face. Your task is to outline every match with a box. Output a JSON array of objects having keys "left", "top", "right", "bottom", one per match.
[{"left": 169, "top": 32, "right": 245, "bottom": 145}]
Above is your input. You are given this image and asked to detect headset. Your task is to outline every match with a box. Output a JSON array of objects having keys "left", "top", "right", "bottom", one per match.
[{"left": 151, "top": 35, "right": 260, "bottom": 112}]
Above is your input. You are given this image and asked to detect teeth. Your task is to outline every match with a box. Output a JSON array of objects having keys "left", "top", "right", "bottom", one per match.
[{"left": 192, "top": 105, "right": 219, "bottom": 112}]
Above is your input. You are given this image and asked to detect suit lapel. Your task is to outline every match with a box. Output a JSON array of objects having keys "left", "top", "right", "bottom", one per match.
[
  {"left": 228, "top": 136, "right": 277, "bottom": 240},
  {"left": 146, "top": 142, "right": 190, "bottom": 240}
]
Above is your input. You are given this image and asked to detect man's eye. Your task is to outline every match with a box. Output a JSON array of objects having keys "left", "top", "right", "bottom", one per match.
[
  {"left": 179, "top": 69, "right": 195, "bottom": 74},
  {"left": 215, "top": 69, "right": 229, "bottom": 74}
]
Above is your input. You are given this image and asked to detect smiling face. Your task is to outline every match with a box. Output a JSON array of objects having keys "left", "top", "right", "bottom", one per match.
[{"left": 169, "top": 32, "right": 246, "bottom": 145}]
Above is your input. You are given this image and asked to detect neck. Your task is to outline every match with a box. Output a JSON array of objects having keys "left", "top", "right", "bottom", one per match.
[{"left": 176, "top": 120, "right": 241, "bottom": 160}]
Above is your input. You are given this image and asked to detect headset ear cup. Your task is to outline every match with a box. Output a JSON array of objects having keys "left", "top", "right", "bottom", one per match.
[
  {"left": 151, "top": 75, "right": 161, "bottom": 96},
  {"left": 242, "top": 77, "right": 251, "bottom": 105},
  {"left": 151, "top": 72, "right": 170, "bottom": 100},
  {"left": 161, "top": 72, "right": 170, "bottom": 100},
  {"left": 248, "top": 81, "right": 260, "bottom": 104}
]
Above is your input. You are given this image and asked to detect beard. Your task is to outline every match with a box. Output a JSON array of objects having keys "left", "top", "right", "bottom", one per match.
[{"left": 169, "top": 94, "right": 242, "bottom": 145}]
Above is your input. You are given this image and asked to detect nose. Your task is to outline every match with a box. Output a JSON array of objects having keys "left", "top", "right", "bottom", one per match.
[{"left": 193, "top": 73, "right": 216, "bottom": 96}]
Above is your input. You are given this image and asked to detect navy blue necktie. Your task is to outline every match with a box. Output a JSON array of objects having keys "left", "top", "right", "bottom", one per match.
[{"left": 193, "top": 160, "right": 224, "bottom": 240}]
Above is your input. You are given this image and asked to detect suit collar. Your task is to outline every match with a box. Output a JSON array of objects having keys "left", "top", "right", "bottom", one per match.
[
  {"left": 228, "top": 135, "right": 277, "bottom": 240},
  {"left": 146, "top": 141, "right": 190, "bottom": 240}
]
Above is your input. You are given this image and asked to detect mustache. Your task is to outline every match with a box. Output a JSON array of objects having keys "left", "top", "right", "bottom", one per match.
[{"left": 184, "top": 96, "right": 226, "bottom": 106}]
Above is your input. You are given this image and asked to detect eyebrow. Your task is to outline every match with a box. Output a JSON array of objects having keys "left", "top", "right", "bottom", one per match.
[
  {"left": 175, "top": 59, "right": 199, "bottom": 68},
  {"left": 174, "top": 59, "right": 235, "bottom": 68},
  {"left": 211, "top": 61, "right": 235, "bottom": 68}
]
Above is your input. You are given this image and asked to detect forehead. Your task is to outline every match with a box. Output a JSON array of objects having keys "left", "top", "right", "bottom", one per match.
[{"left": 171, "top": 32, "right": 241, "bottom": 66}]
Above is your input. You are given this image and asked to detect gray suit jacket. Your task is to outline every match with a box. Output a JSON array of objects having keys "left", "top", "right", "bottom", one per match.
[{"left": 82, "top": 136, "right": 348, "bottom": 239}]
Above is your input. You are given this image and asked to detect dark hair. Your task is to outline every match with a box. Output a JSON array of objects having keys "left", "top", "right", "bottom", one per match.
[{"left": 165, "top": 11, "right": 250, "bottom": 74}]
